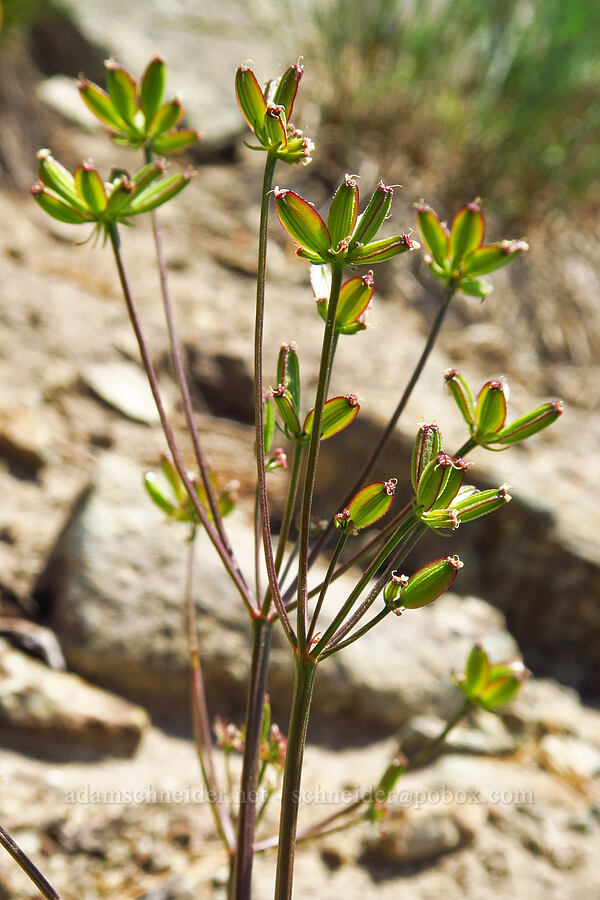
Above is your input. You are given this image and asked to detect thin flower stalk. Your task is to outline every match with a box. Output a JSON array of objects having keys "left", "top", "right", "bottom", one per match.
[
  {"left": 0, "top": 825, "right": 62, "bottom": 900},
  {"left": 143, "top": 145, "right": 237, "bottom": 563},
  {"left": 262, "top": 443, "right": 304, "bottom": 615},
  {"left": 186, "top": 528, "right": 235, "bottom": 852},
  {"left": 107, "top": 223, "right": 256, "bottom": 615},
  {"left": 296, "top": 261, "right": 345, "bottom": 651},
  {"left": 307, "top": 531, "right": 348, "bottom": 644},
  {"left": 231, "top": 616, "right": 273, "bottom": 900}
]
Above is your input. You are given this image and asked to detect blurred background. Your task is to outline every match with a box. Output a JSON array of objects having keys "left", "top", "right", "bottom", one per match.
[{"left": 1, "top": 1, "right": 599, "bottom": 897}]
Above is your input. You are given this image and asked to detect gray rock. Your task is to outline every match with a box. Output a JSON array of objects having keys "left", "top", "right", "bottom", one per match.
[
  {"left": 0, "top": 401, "right": 51, "bottom": 476},
  {"left": 37, "top": 454, "right": 518, "bottom": 730},
  {"left": 83, "top": 361, "right": 164, "bottom": 425},
  {"left": 363, "top": 808, "right": 475, "bottom": 865},
  {"left": 398, "top": 712, "right": 518, "bottom": 762},
  {"left": 0, "top": 638, "right": 148, "bottom": 755},
  {"left": 538, "top": 734, "right": 600, "bottom": 783}
]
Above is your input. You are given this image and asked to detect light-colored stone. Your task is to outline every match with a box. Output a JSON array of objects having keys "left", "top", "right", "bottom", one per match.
[
  {"left": 538, "top": 734, "right": 600, "bottom": 785},
  {"left": 0, "top": 638, "right": 148, "bottom": 755},
  {"left": 83, "top": 361, "right": 165, "bottom": 425}
]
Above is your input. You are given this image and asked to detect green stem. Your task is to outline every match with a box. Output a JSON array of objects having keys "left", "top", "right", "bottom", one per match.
[
  {"left": 231, "top": 616, "right": 273, "bottom": 899},
  {"left": 407, "top": 699, "right": 472, "bottom": 771},
  {"left": 307, "top": 284, "right": 456, "bottom": 569},
  {"left": 307, "top": 532, "right": 347, "bottom": 644},
  {"left": 274, "top": 655, "right": 317, "bottom": 899},
  {"left": 255, "top": 785, "right": 276, "bottom": 828},
  {"left": 311, "top": 513, "right": 418, "bottom": 657},
  {"left": 186, "top": 530, "right": 235, "bottom": 851},
  {"left": 0, "top": 825, "right": 61, "bottom": 900},
  {"left": 319, "top": 607, "right": 391, "bottom": 658},
  {"left": 253, "top": 151, "right": 296, "bottom": 648},
  {"left": 455, "top": 436, "right": 477, "bottom": 457},
  {"left": 262, "top": 443, "right": 304, "bottom": 616},
  {"left": 107, "top": 223, "right": 256, "bottom": 615},
  {"left": 279, "top": 539, "right": 300, "bottom": 592},
  {"left": 254, "top": 486, "right": 263, "bottom": 602},
  {"left": 296, "top": 262, "right": 345, "bottom": 651}
]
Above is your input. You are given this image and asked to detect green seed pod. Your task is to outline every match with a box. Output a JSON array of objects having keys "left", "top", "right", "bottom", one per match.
[
  {"left": 335, "top": 272, "right": 374, "bottom": 334},
  {"left": 235, "top": 65, "right": 267, "bottom": 134},
  {"left": 37, "top": 150, "right": 88, "bottom": 212},
  {"left": 217, "top": 480, "right": 239, "bottom": 519},
  {"left": 478, "top": 675, "right": 523, "bottom": 710},
  {"left": 276, "top": 343, "right": 301, "bottom": 412},
  {"left": 150, "top": 98, "right": 184, "bottom": 136},
  {"left": 448, "top": 201, "right": 484, "bottom": 267},
  {"left": 152, "top": 129, "right": 199, "bottom": 155},
  {"left": 459, "top": 278, "right": 493, "bottom": 298},
  {"left": 275, "top": 189, "right": 332, "bottom": 257},
  {"left": 453, "top": 485, "right": 511, "bottom": 523},
  {"left": 462, "top": 240, "right": 529, "bottom": 277},
  {"left": 74, "top": 162, "right": 107, "bottom": 214},
  {"left": 30, "top": 183, "right": 90, "bottom": 224},
  {"left": 401, "top": 555, "right": 463, "bottom": 609},
  {"left": 144, "top": 471, "right": 177, "bottom": 518},
  {"left": 106, "top": 177, "right": 135, "bottom": 216},
  {"left": 78, "top": 78, "right": 127, "bottom": 131},
  {"left": 272, "top": 384, "right": 302, "bottom": 440},
  {"left": 263, "top": 395, "right": 275, "bottom": 454},
  {"left": 445, "top": 369, "right": 476, "bottom": 427},
  {"left": 264, "top": 104, "right": 287, "bottom": 148},
  {"left": 129, "top": 161, "right": 166, "bottom": 197},
  {"left": 415, "top": 201, "right": 449, "bottom": 268},
  {"left": 435, "top": 457, "right": 470, "bottom": 509},
  {"left": 160, "top": 454, "right": 186, "bottom": 504},
  {"left": 383, "top": 571, "right": 409, "bottom": 608},
  {"left": 476, "top": 380, "right": 508, "bottom": 436},
  {"left": 303, "top": 393, "right": 360, "bottom": 442},
  {"left": 327, "top": 174, "right": 359, "bottom": 249},
  {"left": 411, "top": 423, "right": 443, "bottom": 493},
  {"left": 105, "top": 60, "right": 138, "bottom": 126},
  {"left": 272, "top": 63, "right": 303, "bottom": 120},
  {"left": 127, "top": 171, "right": 191, "bottom": 215},
  {"left": 495, "top": 400, "right": 563, "bottom": 446},
  {"left": 415, "top": 452, "right": 455, "bottom": 511},
  {"left": 352, "top": 181, "right": 394, "bottom": 247},
  {"left": 343, "top": 478, "right": 397, "bottom": 532},
  {"left": 347, "top": 233, "right": 417, "bottom": 266},
  {"left": 140, "top": 56, "right": 166, "bottom": 123},
  {"left": 462, "top": 644, "right": 491, "bottom": 699}
]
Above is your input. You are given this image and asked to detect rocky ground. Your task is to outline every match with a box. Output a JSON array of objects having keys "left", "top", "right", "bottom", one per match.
[{"left": 0, "top": 3, "right": 600, "bottom": 898}]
